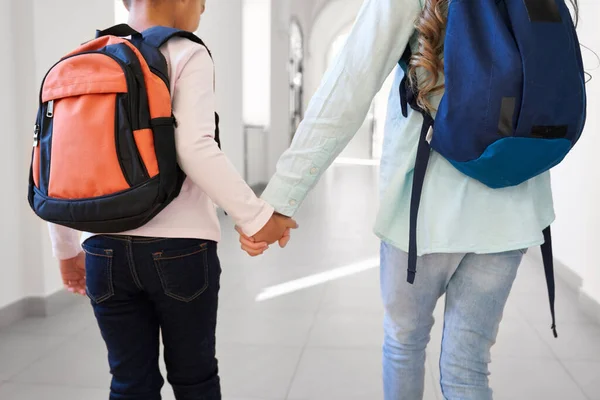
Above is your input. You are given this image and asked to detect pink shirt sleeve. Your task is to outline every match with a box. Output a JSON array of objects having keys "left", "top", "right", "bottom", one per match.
[
  {"left": 170, "top": 43, "right": 273, "bottom": 236},
  {"left": 48, "top": 41, "right": 273, "bottom": 260},
  {"left": 48, "top": 223, "right": 82, "bottom": 260}
]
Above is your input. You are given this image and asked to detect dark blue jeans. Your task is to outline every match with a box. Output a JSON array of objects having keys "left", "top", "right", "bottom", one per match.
[{"left": 83, "top": 235, "right": 221, "bottom": 400}]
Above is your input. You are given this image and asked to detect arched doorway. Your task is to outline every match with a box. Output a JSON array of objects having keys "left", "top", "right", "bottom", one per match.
[{"left": 289, "top": 19, "right": 304, "bottom": 140}]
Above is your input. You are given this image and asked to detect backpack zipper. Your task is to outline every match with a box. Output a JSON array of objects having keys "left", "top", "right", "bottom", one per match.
[
  {"left": 33, "top": 124, "right": 40, "bottom": 147},
  {"left": 46, "top": 100, "right": 54, "bottom": 118}
]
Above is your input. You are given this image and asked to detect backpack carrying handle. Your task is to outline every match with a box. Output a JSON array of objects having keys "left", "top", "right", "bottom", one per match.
[{"left": 96, "top": 24, "right": 142, "bottom": 39}]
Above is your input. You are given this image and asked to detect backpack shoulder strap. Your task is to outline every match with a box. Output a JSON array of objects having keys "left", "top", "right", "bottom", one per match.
[
  {"left": 96, "top": 23, "right": 142, "bottom": 39},
  {"left": 398, "top": 44, "right": 412, "bottom": 73},
  {"left": 141, "top": 27, "right": 221, "bottom": 149},
  {"left": 142, "top": 27, "right": 212, "bottom": 58},
  {"left": 398, "top": 45, "right": 413, "bottom": 118},
  {"left": 541, "top": 226, "right": 558, "bottom": 338}
]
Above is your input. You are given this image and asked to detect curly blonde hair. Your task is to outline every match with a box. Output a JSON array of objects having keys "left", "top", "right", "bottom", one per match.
[{"left": 408, "top": 0, "right": 448, "bottom": 113}]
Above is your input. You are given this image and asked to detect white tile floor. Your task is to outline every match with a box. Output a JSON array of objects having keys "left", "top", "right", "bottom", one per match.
[{"left": 1, "top": 165, "right": 599, "bottom": 399}]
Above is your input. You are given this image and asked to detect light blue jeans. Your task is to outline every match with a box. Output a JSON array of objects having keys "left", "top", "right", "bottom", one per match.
[{"left": 380, "top": 242, "right": 524, "bottom": 400}]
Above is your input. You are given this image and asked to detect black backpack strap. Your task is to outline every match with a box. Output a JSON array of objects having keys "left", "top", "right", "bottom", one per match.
[
  {"left": 142, "top": 27, "right": 211, "bottom": 57},
  {"left": 399, "top": 44, "right": 433, "bottom": 284},
  {"left": 96, "top": 24, "right": 142, "bottom": 39},
  {"left": 214, "top": 112, "right": 221, "bottom": 149},
  {"left": 407, "top": 114, "right": 433, "bottom": 284},
  {"left": 541, "top": 226, "right": 558, "bottom": 338},
  {"left": 399, "top": 45, "right": 413, "bottom": 118},
  {"left": 142, "top": 27, "right": 221, "bottom": 149},
  {"left": 398, "top": 44, "right": 413, "bottom": 72}
]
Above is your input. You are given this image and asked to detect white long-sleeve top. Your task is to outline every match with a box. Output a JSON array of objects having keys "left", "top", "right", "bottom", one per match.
[{"left": 49, "top": 37, "right": 273, "bottom": 260}]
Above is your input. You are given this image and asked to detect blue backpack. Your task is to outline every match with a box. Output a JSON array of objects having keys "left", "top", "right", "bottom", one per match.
[{"left": 399, "top": 0, "right": 587, "bottom": 338}]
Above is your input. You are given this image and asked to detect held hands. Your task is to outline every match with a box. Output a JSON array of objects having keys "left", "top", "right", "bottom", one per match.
[
  {"left": 236, "top": 213, "right": 298, "bottom": 257},
  {"left": 59, "top": 252, "right": 86, "bottom": 296}
]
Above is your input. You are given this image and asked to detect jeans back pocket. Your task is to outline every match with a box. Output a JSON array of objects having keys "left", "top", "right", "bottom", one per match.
[
  {"left": 153, "top": 243, "right": 209, "bottom": 302},
  {"left": 83, "top": 244, "right": 114, "bottom": 304}
]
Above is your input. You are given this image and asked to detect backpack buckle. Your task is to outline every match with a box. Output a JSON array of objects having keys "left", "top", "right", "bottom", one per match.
[
  {"left": 33, "top": 124, "right": 40, "bottom": 147},
  {"left": 426, "top": 125, "right": 434, "bottom": 144}
]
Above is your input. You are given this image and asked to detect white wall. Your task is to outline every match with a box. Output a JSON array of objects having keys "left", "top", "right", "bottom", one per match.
[
  {"left": 242, "top": 0, "right": 315, "bottom": 177},
  {"left": 33, "top": 0, "right": 115, "bottom": 295},
  {"left": 243, "top": 0, "right": 271, "bottom": 127},
  {"left": 551, "top": 0, "right": 600, "bottom": 305},
  {"left": 0, "top": 0, "right": 115, "bottom": 310},
  {"left": 197, "top": 0, "right": 245, "bottom": 175},
  {"left": 0, "top": 0, "right": 25, "bottom": 310},
  {"left": 115, "top": 0, "right": 128, "bottom": 23},
  {"left": 310, "top": 0, "right": 333, "bottom": 25},
  {"left": 266, "top": 0, "right": 294, "bottom": 175},
  {"left": 291, "top": 0, "right": 314, "bottom": 30},
  {"left": 12, "top": 0, "right": 46, "bottom": 301}
]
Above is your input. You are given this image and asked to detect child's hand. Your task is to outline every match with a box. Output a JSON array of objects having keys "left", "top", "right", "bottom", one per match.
[
  {"left": 253, "top": 213, "right": 298, "bottom": 245},
  {"left": 236, "top": 214, "right": 297, "bottom": 257},
  {"left": 236, "top": 226, "right": 269, "bottom": 256},
  {"left": 59, "top": 252, "right": 87, "bottom": 296},
  {"left": 278, "top": 227, "right": 292, "bottom": 248}
]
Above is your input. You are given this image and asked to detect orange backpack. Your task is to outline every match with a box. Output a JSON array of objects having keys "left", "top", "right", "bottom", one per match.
[{"left": 28, "top": 25, "right": 218, "bottom": 233}]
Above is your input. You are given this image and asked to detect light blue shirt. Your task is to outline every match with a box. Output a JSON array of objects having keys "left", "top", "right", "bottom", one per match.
[{"left": 261, "top": 0, "right": 555, "bottom": 255}]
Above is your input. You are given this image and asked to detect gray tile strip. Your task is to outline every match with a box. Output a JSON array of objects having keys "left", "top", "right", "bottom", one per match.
[{"left": 0, "top": 290, "right": 80, "bottom": 329}]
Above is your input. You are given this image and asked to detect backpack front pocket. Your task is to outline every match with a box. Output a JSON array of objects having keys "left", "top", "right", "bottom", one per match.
[{"left": 38, "top": 52, "right": 152, "bottom": 199}]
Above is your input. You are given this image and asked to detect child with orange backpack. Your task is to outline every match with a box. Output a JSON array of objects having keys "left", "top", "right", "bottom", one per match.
[{"left": 29, "top": 0, "right": 296, "bottom": 399}]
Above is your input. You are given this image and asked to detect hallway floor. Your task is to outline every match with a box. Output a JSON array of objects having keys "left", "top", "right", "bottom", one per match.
[{"left": 1, "top": 165, "right": 600, "bottom": 400}]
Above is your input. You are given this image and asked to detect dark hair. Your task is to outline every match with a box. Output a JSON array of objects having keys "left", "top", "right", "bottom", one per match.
[{"left": 409, "top": 0, "right": 581, "bottom": 112}]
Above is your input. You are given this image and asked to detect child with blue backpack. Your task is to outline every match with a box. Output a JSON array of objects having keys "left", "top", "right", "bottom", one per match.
[{"left": 239, "top": 0, "right": 585, "bottom": 398}]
